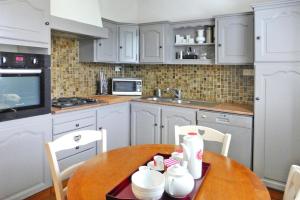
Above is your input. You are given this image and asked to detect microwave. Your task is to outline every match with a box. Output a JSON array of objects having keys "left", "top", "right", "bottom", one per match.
[{"left": 112, "top": 78, "right": 142, "bottom": 96}]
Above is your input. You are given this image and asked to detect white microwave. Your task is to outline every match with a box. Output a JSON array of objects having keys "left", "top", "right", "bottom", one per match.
[{"left": 112, "top": 78, "right": 142, "bottom": 96}]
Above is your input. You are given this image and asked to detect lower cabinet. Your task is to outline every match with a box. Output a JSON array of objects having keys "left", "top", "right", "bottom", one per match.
[
  {"left": 52, "top": 109, "right": 97, "bottom": 175},
  {"left": 131, "top": 102, "right": 161, "bottom": 145},
  {"left": 0, "top": 114, "right": 52, "bottom": 200},
  {"left": 161, "top": 106, "right": 197, "bottom": 144},
  {"left": 97, "top": 103, "right": 130, "bottom": 151}
]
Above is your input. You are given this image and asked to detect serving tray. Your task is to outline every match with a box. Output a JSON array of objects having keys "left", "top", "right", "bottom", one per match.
[{"left": 106, "top": 153, "right": 211, "bottom": 200}]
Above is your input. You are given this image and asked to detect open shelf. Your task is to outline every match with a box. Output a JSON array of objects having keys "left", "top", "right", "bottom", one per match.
[{"left": 174, "top": 43, "right": 215, "bottom": 47}]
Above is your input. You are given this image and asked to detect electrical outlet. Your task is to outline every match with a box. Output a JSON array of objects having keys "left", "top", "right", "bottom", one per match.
[
  {"left": 114, "top": 66, "right": 122, "bottom": 72},
  {"left": 243, "top": 69, "right": 254, "bottom": 76}
]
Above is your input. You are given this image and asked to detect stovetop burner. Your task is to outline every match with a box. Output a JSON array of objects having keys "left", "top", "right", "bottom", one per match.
[{"left": 52, "top": 97, "right": 98, "bottom": 108}]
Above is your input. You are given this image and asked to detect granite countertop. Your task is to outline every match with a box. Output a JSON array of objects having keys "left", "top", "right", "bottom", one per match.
[{"left": 52, "top": 95, "right": 254, "bottom": 116}]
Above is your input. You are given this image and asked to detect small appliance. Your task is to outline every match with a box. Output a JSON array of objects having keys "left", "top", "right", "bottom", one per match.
[{"left": 112, "top": 78, "right": 142, "bottom": 96}]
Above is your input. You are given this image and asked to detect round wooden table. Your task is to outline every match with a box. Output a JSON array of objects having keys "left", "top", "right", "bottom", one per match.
[{"left": 67, "top": 144, "right": 270, "bottom": 200}]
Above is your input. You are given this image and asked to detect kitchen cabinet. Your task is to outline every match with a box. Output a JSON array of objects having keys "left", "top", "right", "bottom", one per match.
[
  {"left": 52, "top": 109, "right": 97, "bottom": 173},
  {"left": 139, "top": 23, "right": 171, "bottom": 63},
  {"left": 0, "top": 0, "right": 50, "bottom": 49},
  {"left": 216, "top": 13, "right": 254, "bottom": 64},
  {"left": 197, "top": 110, "right": 253, "bottom": 168},
  {"left": 0, "top": 114, "right": 52, "bottom": 200},
  {"left": 119, "top": 25, "right": 139, "bottom": 63},
  {"left": 253, "top": 1, "right": 300, "bottom": 62},
  {"left": 97, "top": 103, "right": 130, "bottom": 151},
  {"left": 96, "top": 20, "right": 118, "bottom": 62},
  {"left": 161, "top": 106, "right": 197, "bottom": 144},
  {"left": 131, "top": 102, "right": 161, "bottom": 145},
  {"left": 254, "top": 63, "right": 300, "bottom": 190}
]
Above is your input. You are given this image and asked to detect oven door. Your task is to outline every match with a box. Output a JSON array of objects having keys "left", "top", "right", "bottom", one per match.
[
  {"left": 112, "top": 80, "right": 141, "bottom": 96},
  {"left": 0, "top": 69, "right": 50, "bottom": 121}
]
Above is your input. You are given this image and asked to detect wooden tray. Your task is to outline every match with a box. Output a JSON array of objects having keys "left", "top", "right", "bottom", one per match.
[{"left": 106, "top": 153, "right": 211, "bottom": 200}]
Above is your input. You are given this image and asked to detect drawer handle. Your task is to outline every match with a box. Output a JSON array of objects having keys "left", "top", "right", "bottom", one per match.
[
  {"left": 75, "top": 146, "right": 80, "bottom": 150},
  {"left": 256, "top": 36, "right": 261, "bottom": 40},
  {"left": 99, "top": 127, "right": 103, "bottom": 130},
  {"left": 75, "top": 123, "right": 80, "bottom": 127},
  {"left": 201, "top": 115, "right": 207, "bottom": 118},
  {"left": 216, "top": 117, "right": 230, "bottom": 124},
  {"left": 74, "top": 135, "right": 82, "bottom": 142}
]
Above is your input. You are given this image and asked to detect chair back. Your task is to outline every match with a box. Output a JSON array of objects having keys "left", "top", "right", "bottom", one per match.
[
  {"left": 175, "top": 125, "right": 231, "bottom": 156},
  {"left": 45, "top": 129, "right": 107, "bottom": 200},
  {"left": 284, "top": 165, "right": 300, "bottom": 200}
]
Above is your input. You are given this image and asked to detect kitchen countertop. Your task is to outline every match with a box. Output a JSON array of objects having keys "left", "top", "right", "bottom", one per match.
[{"left": 52, "top": 95, "right": 253, "bottom": 116}]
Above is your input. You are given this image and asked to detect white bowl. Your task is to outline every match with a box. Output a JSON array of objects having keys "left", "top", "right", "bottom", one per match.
[{"left": 131, "top": 170, "right": 165, "bottom": 199}]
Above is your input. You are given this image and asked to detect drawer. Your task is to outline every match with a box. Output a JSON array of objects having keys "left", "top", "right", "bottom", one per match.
[
  {"left": 58, "top": 147, "right": 96, "bottom": 175},
  {"left": 53, "top": 117, "right": 96, "bottom": 135},
  {"left": 53, "top": 110, "right": 96, "bottom": 125},
  {"left": 53, "top": 125, "right": 97, "bottom": 160},
  {"left": 197, "top": 110, "right": 253, "bottom": 129}
]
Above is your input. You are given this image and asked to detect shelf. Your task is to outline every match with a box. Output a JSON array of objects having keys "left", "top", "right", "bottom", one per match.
[
  {"left": 173, "top": 59, "right": 215, "bottom": 65},
  {"left": 174, "top": 43, "right": 215, "bottom": 47}
]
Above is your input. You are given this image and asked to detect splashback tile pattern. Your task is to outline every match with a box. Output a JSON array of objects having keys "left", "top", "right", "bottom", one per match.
[{"left": 51, "top": 34, "right": 254, "bottom": 105}]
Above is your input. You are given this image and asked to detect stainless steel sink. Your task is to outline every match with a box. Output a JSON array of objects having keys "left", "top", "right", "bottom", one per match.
[{"left": 143, "top": 97, "right": 217, "bottom": 107}]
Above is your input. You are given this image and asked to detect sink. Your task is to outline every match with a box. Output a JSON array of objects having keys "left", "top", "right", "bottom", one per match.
[{"left": 143, "top": 97, "right": 217, "bottom": 107}]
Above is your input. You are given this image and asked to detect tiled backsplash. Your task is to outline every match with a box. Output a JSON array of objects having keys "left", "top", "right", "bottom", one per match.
[{"left": 51, "top": 34, "right": 254, "bottom": 105}]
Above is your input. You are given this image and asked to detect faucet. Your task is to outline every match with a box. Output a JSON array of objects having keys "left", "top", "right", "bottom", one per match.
[{"left": 165, "top": 88, "right": 182, "bottom": 99}]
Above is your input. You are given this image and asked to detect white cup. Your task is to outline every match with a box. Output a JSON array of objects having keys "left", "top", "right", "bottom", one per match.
[
  {"left": 153, "top": 155, "right": 164, "bottom": 169},
  {"left": 171, "top": 152, "right": 184, "bottom": 162}
]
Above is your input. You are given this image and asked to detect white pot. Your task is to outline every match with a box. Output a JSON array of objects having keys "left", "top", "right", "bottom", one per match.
[{"left": 164, "top": 164, "right": 194, "bottom": 198}]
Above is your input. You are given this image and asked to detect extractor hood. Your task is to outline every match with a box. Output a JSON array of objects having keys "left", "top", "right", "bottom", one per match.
[{"left": 50, "top": 0, "right": 108, "bottom": 38}]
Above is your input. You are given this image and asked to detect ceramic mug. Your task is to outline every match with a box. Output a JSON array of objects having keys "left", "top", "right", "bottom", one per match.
[{"left": 153, "top": 155, "right": 164, "bottom": 169}]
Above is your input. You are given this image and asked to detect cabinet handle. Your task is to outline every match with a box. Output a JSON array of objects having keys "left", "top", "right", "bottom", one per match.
[
  {"left": 75, "top": 146, "right": 80, "bottom": 150},
  {"left": 256, "top": 36, "right": 261, "bottom": 40},
  {"left": 159, "top": 46, "right": 162, "bottom": 49},
  {"left": 75, "top": 123, "right": 80, "bottom": 127},
  {"left": 45, "top": 21, "right": 50, "bottom": 26},
  {"left": 154, "top": 123, "right": 158, "bottom": 127},
  {"left": 74, "top": 135, "right": 82, "bottom": 142},
  {"left": 218, "top": 44, "right": 222, "bottom": 47},
  {"left": 201, "top": 115, "right": 207, "bottom": 118},
  {"left": 99, "top": 43, "right": 102, "bottom": 46},
  {"left": 255, "top": 97, "right": 260, "bottom": 101},
  {"left": 99, "top": 127, "right": 103, "bottom": 130},
  {"left": 161, "top": 125, "right": 164, "bottom": 128},
  {"left": 120, "top": 46, "right": 123, "bottom": 49}
]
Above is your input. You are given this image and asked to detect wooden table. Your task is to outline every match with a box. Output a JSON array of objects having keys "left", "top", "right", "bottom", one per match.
[{"left": 67, "top": 144, "right": 270, "bottom": 200}]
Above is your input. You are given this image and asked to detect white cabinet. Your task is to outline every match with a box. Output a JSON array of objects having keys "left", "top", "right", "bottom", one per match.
[
  {"left": 97, "top": 103, "right": 130, "bottom": 151},
  {"left": 253, "top": 1, "right": 300, "bottom": 62},
  {"left": 119, "top": 25, "right": 139, "bottom": 63},
  {"left": 161, "top": 106, "right": 197, "bottom": 144},
  {"left": 131, "top": 102, "right": 161, "bottom": 145},
  {"left": 0, "top": 114, "right": 52, "bottom": 200},
  {"left": 139, "top": 23, "right": 171, "bottom": 63},
  {"left": 254, "top": 63, "right": 300, "bottom": 190},
  {"left": 0, "top": 0, "right": 50, "bottom": 49},
  {"left": 216, "top": 13, "right": 254, "bottom": 64}
]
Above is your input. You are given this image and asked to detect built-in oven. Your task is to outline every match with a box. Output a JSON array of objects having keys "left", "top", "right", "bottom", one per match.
[
  {"left": 0, "top": 52, "right": 51, "bottom": 122},
  {"left": 112, "top": 78, "right": 142, "bottom": 96}
]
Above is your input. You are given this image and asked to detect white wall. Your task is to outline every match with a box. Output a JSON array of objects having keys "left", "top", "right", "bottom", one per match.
[
  {"left": 137, "top": 0, "right": 255, "bottom": 23},
  {"left": 51, "top": 0, "right": 103, "bottom": 27},
  {"left": 99, "top": 0, "right": 139, "bottom": 23}
]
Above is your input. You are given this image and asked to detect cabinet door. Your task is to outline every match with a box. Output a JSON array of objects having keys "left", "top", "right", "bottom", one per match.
[
  {"left": 0, "top": 0, "right": 50, "bottom": 48},
  {"left": 217, "top": 14, "right": 254, "bottom": 64},
  {"left": 254, "top": 63, "right": 300, "bottom": 190},
  {"left": 96, "top": 21, "right": 118, "bottom": 62},
  {"left": 161, "top": 107, "right": 196, "bottom": 144},
  {"left": 0, "top": 114, "right": 52, "bottom": 200},
  {"left": 140, "top": 24, "right": 164, "bottom": 63},
  {"left": 97, "top": 103, "right": 130, "bottom": 151},
  {"left": 255, "top": 4, "right": 300, "bottom": 62},
  {"left": 131, "top": 103, "right": 161, "bottom": 145},
  {"left": 119, "top": 25, "right": 139, "bottom": 63}
]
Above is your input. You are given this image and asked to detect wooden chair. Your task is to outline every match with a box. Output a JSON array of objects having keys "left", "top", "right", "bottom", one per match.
[
  {"left": 175, "top": 125, "right": 231, "bottom": 157},
  {"left": 45, "top": 130, "right": 107, "bottom": 200},
  {"left": 284, "top": 165, "right": 300, "bottom": 200}
]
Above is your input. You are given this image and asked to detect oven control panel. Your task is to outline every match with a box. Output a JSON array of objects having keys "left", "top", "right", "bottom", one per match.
[{"left": 0, "top": 52, "right": 50, "bottom": 68}]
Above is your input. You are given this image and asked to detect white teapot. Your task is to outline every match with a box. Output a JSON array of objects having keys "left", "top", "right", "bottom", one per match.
[{"left": 164, "top": 163, "right": 194, "bottom": 198}]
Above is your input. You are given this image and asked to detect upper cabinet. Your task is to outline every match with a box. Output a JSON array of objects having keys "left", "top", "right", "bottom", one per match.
[
  {"left": 216, "top": 13, "right": 254, "bottom": 64},
  {"left": 139, "top": 23, "right": 171, "bottom": 63},
  {"left": 79, "top": 20, "right": 139, "bottom": 64},
  {"left": 0, "top": 0, "right": 50, "bottom": 49},
  {"left": 253, "top": 1, "right": 300, "bottom": 62},
  {"left": 96, "top": 20, "right": 118, "bottom": 63},
  {"left": 119, "top": 25, "right": 139, "bottom": 63}
]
